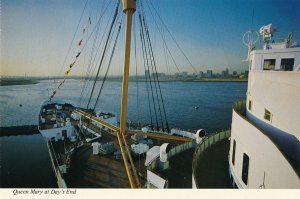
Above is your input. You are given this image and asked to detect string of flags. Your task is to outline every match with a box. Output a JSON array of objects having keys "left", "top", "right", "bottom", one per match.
[{"left": 49, "top": 16, "right": 92, "bottom": 101}]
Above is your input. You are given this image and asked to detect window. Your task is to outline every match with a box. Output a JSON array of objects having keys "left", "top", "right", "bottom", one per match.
[
  {"left": 264, "top": 109, "right": 271, "bottom": 121},
  {"left": 280, "top": 58, "right": 294, "bottom": 71},
  {"left": 232, "top": 140, "right": 236, "bottom": 165},
  {"left": 248, "top": 100, "right": 252, "bottom": 111},
  {"left": 242, "top": 153, "right": 250, "bottom": 185},
  {"left": 249, "top": 60, "right": 252, "bottom": 70},
  {"left": 263, "top": 59, "right": 276, "bottom": 70}
]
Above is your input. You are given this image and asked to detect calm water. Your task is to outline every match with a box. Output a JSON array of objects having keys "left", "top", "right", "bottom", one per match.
[{"left": 0, "top": 80, "right": 247, "bottom": 187}]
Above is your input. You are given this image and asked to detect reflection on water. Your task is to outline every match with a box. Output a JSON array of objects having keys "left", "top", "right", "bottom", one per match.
[{"left": 0, "top": 134, "right": 57, "bottom": 188}]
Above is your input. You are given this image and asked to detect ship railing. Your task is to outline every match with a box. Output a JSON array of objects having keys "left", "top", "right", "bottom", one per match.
[
  {"left": 146, "top": 141, "right": 194, "bottom": 188},
  {"left": 233, "top": 99, "right": 246, "bottom": 117},
  {"left": 252, "top": 30, "right": 300, "bottom": 50},
  {"left": 168, "top": 142, "right": 193, "bottom": 159},
  {"left": 192, "top": 129, "right": 231, "bottom": 188},
  {"left": 47, "top": 140, "right": 68, "bottom": 188}
]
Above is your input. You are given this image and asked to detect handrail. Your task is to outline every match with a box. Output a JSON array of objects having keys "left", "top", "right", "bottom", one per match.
[
  {"left": 126, "top": 131, "right": 193, "bottom": 142},
  {"left": 74, "top": 109, "right": 119, "bottom": 132},
  {"left": 192, "top": 130, "right": 231, "bottom": 188}
]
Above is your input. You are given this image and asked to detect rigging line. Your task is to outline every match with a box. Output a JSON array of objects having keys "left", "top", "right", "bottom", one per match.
[
  {"left": 139, "top": 13, "right": 159, "bottom": 131},
  {"left": 142, "top": 14, "right": 170, "bottom": 132},
  {"left": 141, "top": 14, "right": 165, "bottom": 131},
  {"left": 86, "top": 0, "right": 120, "bottom": 109},
  {"left": 67, "top": 2, "right": 111, "bottom": 103},
  {"left": 58, "top": 0, "right": 89, "bottom": 75},
  {"left": 139, "top": 2, "right": 166, "bottom": 130},
  {"left": 143, "top": 2, "right": 180, "bottom": 74},
  {"left": 133, "top": 14, "right": 140, "bottom": 126},
  {"left": 87, "top": 4, "right": 121, "bottom": 86},
  {"left": 79, "top": 3, "right": 117, "bottom": 106},
  {"left": 146, "top": 0, "right": 197, "bottom": 73},
  {"left": 138, "top": 15, "right": 154, "bottom": 129},
  {"left": 78, "top": 8, "right": 104, "bottom": 105},
  {"left": 91, "top": 7, "right": 122, "bottom": 80},
  {"left": 93, "top": 24, "right": 122, "bottom": 110},
  {"left": 79, "top": 1, "right": 114, "bottom": 57}
]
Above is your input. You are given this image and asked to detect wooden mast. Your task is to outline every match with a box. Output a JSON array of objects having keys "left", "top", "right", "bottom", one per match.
[
  {"left": 119, "top": 0, "right": 138, "bottom": 188},
  {"left": 120, "top": 0, "right": 136, "bottom": 137}
]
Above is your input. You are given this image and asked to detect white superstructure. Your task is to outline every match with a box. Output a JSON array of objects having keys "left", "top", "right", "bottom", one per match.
[
  {"left": 229, "top": 25, "right": 300, "bottom": 188},
  {"left": 38, "top": 100, "right": 76, "bottom": 141}
]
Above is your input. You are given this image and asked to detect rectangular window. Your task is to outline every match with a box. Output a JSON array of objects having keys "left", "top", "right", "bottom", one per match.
[
  {"left": 264, "top": 109, "right": 271, "bottom": 121},
  {"left": 232, "top": 140, "right": 236, "bottom": 165},
  {"left": 280, "top": 58, "right": 294, "bottom": 71},
  {"left": 242, "top": 153, "right": 250, "bottom": 185},
  {"left": 263, "top": 59, "right": 276, "bottom": 70},
  {"left": 249, "top": 60, "right": 252, "bottom": 70},
  {"left": 248, "top": 100, "right": 252, "bottom": 111}
]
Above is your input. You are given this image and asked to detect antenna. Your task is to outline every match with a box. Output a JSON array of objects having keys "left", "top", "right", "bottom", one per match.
[
  {"left": 242, "top": 30, "right": 259, "bottom": 61},
  {"left": 259, "top": 24, "right": 277, "bottom": 49}
]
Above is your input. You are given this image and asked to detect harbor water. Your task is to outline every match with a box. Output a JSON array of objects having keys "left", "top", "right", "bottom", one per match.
[{"left": 0, "top": 79, "right": 247, "bottom": 187}]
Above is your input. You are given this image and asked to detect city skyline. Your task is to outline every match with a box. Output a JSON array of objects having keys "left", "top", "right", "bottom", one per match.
[{"left": 1, "top": 0, "right": 300, "bottom": 76}]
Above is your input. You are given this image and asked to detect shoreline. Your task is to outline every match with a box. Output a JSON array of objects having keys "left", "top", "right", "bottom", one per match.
[
  {"left": 0, "top": 79, "right": 40, "bottom": 86},
  {"left": 0, "top": 125, "right": 39, "bottom": 137}
]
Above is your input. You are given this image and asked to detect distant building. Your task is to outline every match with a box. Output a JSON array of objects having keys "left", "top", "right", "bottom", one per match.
[
  {"left": 221, "top": 68, "right": 229, "bottom": 77},
  {"left": 232, "top": 71, "right": 237, "bottom": 76},
  {"left": 154, "top": 72, "right": 166, "bottom": 77},
  {"left": 181, "top": 72, "right": 188, "bottom": 77},
  {"left": 206, "top": 70, "right": 213, "bottom": 78},
  {"left": 198, "top": 71, "right": 205, "bottom": 78}
]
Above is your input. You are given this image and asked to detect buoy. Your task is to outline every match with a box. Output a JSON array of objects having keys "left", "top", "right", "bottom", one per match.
[
  {"left": 19, "top": 104, "right": 22, "bottom": 107},
  {"left": 194, "top": 106, "right": 199, "bottom": 110}
]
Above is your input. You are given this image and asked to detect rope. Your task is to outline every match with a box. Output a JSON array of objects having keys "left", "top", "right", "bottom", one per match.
[
  {"left": 78, "top": 1, "right": 116, "bottom": 107},
  {"left": 86, "top": 0, "right": 120, "bottom": 109},
  {"left": 58, "top": 0, "right": 89, "bottom": 75},
  {"left": 147, "top": 0, "right": 198, "bottom": 73},
  {"left": 138, "top": 15, "right": 153, "bottom": 129},
  {"left": 133, "top": 15, "right": 141, "bottom": 126},
  {"left": 93, "top": 23, "right": 122, "bottom": 109},
  {"left": 140, "top": 14, "right": 165, "bottom": 131},
  {"left": 138, "top": 13, "right": 159, "bottom": 131},
  {"left": 142, "top": 13, "right": 170, "bottom": 132}
]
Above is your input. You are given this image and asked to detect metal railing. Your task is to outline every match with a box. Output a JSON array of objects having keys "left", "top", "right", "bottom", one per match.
[
  {"left": 233, "top": 99, "right": 246, "bottom": 117},
  {"left": 192, "top": 130, "right": 231, "bottom": 188}
]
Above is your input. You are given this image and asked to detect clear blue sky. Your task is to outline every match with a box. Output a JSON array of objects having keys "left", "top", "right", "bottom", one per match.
[{"left": 1, "top": 0, "right": 300, "bottom": 76}]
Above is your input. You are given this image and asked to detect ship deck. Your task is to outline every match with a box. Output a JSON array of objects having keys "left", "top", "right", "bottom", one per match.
[
  {"left": 64, "top": 145, "right": 134, "bottom": 188},
  {"left": 194, "top": 139, "right": 232, "bottom": 188},
  {"left": 155, "top": 148, "right": 194, "bottom": 188}
]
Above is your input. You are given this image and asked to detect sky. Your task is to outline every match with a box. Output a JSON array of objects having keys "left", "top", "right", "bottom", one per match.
[{"left": 1, "top": 0, "right": 300, "bottom": 77}]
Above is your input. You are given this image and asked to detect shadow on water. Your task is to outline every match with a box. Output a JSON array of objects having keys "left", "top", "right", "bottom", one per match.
[{"left": 0, "top": 134, "right": 57, "bottom": 188}]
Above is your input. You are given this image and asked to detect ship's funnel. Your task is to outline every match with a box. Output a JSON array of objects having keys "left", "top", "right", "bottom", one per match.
[{"left": 122, "top": 0, "right": 136, "bottom": 13}]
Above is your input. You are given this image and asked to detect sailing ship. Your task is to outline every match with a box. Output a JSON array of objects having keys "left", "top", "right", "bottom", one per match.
[{"left": 38, "top": 0, "right": 204, "bottom": 188}]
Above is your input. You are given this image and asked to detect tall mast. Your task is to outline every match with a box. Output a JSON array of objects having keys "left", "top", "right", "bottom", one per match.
[{"left": 120, "top": 0, "right": 136, "bottom": 136}]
